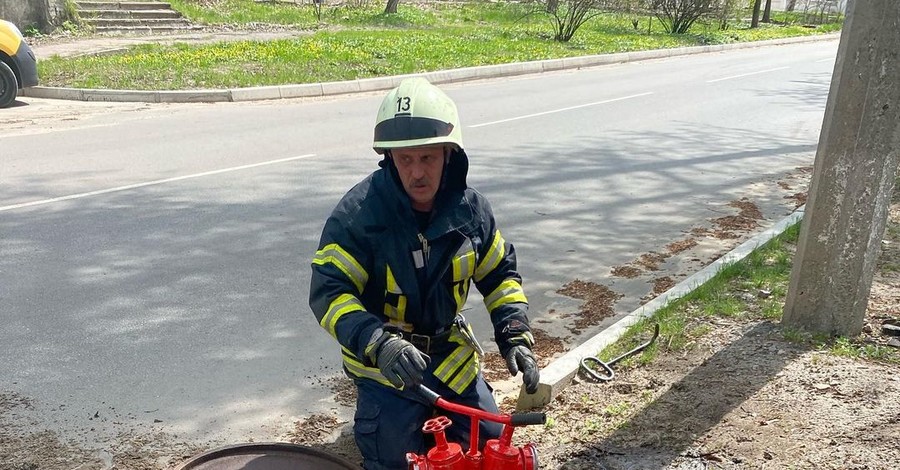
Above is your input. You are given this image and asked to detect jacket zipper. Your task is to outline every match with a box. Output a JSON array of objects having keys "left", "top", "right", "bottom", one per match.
[{"left": 418, "top": 233, "right": 430, "bottom": 265}]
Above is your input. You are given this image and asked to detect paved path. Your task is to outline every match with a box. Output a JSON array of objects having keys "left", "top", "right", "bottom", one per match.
[{"left": 30, "top": 29, "right": 308, "bottom": 58}]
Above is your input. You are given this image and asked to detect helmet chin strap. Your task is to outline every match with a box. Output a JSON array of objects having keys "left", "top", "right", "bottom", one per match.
[{"left": 438, "top": 146, "right": 452, "bottom": 194}]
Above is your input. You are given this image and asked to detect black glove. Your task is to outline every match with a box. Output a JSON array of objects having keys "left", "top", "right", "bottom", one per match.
[
  {"left": 369, "top": 330, "right": 430, "bottom": 390},
  {"left": 505, "top": 345, "right": 539, "bottom": 394}
]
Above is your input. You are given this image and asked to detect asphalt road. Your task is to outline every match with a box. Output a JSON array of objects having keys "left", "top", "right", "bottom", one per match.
[{"left": 0, "top": 39, "right": 837, "bottom": 451}]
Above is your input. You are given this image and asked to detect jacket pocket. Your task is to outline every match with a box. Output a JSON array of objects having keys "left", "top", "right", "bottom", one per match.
[
  {"left": 354, "top": 395, "right": 380, "bottom": 460},
  {"left": 451, "top": 250, "right": 475, "bottom": 314},
  {"left": 383, "top": 264, "right": 409, "bottom": 328}
]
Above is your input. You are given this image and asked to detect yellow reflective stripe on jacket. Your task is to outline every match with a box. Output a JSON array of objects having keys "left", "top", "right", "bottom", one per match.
[
  {"left": 433, "top": 344, "right": 473, "bottom": 383},
  {"left": 452, "top": 281, "right": 471, "bottom": 314},
  {"left": 384, "top": 265, "right": 407, "bottom": 323},
  {"left": 341, "top": 347, "right": 394, "bottom": 388},
  {"left": 453, "top": 250, "right": 476, "bottom": 282},
  {"left": 447, "top": 353, "right": 479, "bottom": 394},
  {"left": 320, "top": 293, "right": 365, "bottom": 337},
  {"left": 313, "top": 243, "right": 368, "bottom": 293},
  {"left": 433, "top": 327, "right": 479, "bottom": 393},
  {"left": 484, "top": 279, "right": 528, "bottom": 312},
  {"left": 474, "top": 230, "right": 505, "bottom": 282},
  {"left": 452, "top": 250, "right": 475, "bottom": 313}
]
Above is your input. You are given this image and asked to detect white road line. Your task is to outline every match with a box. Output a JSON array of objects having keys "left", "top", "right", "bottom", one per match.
[
  {"left": 0, "top": 154, "right": 317, "bottom": 212},
  {"left": 468, "top": 92, "right": 654, "bottom": 128},
  {"left": 816, "top": 57, "right": 835, "bottom": 63},
  {"left": 706, "top": 66, "right": 790, "bottom": 83}
]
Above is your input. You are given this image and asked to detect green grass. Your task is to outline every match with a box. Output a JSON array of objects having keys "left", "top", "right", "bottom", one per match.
[
  {"left": 596, "top": 222, "right": 900, "bottom": 367},
  {"left": 37, "top": 1, "right": 842, "bottom": 90},
  {"left": 167, "top": 0, "right": 322, "bottom": 26}
]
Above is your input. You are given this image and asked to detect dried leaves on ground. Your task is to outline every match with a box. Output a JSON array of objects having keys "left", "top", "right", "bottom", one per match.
[
  {"left": 286, "top": 414, "right": 342, "bottom": 446},
  {"left": 557, "top": 280, "right": 624, "bottom": 334},
  {"left": 519, "top": 320, "right": 900, "bottom": 469},
  {"left": 516, "top": 198, "right": 900, "bottom": 470}
]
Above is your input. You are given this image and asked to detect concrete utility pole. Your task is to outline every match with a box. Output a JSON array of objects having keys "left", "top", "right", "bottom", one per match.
[{"left": 783, "top": 0, "right": 900, "bottom": 336}]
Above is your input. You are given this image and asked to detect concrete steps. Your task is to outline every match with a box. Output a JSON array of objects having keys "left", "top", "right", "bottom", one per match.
[{"left": 75, "top": 1, "right": 202, "bottom": 34}]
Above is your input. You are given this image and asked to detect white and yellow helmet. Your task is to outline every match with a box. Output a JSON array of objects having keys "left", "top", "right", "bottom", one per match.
[{"left": 373, "top": 77, "right": 463, "bottom": 154}]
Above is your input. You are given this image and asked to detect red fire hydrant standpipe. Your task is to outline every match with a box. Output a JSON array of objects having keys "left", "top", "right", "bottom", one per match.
[{"left": 406, "top": 385, "right": 546, "bottom": 470}]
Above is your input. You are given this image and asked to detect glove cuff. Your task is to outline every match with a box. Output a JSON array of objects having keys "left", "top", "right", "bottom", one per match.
[
  {"left": 498, "top": 330, "right": 535, "bottom": 358},
  {"left": 364, "top": 328, "right": 389, "bottom": 363}
]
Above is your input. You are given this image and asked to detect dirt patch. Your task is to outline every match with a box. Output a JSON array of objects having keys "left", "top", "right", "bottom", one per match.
[
  {"left": 285, "top": 414, "right": 344, "bottom": 446},
  {"left": 635, "top": 252, "right": 669, "bottom": 271},
  {"left": 650, "top": 276, "right": 676, "bottom": 296},
  {"left": 326, "top": 376, "right": 358, "bottom": 408},
  {"left": 0, "top": 402, "right": 204, "bottom": 470},
  {"left": 610, "top": 265, "right": 642, "bottom": 278},
  {"left": 557, "top": 280, "right": 625, "bottom": 334},
  {"left": 531, "top": 328, "right": 568, "bottom": 364},
  {"left": 728, "top": 198, "right": 764, "bottom": 220},
  {"left": 0, "top": 391, "right": 206, "bottom": 470},
  {"left": 0, "top": 433, "right": 105, "bottom": 470},
  {"left": 665, "top": 238, "right": 698, "bottom": 255},
  {"left": 512, "top": 198, "right": 900, "bottom": 470},
  {"left": 711, "top": 215, "right": 758, "bottom": 232},
  {"left": 710, "top": 199, "right": 764, "bottom": 234},
  {"left": 711, "top": 229, "right": 741, "bottom": 239},
  {"left": 519, "top": 317, "right": 900, "bottom": 470},
  {"left": 0, "top": 392, "right": 33, "bottom": 412},
  {"left": 785, "top": 191, "right": 809, "bottom": 208},
  {"left": 690, "top": 227, "right": 712, "bottom": 237},
  {"left": 482, "top": 353, "right": 510, "bottom": 383},
  {"left": 483, "top": 328, "right": 568, "bottom": 383}
]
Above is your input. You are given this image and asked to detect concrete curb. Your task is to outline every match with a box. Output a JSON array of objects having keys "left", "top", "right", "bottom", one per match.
[
  {"left": 517, "top": 207, "right": 806, "bottom": 409},
  {"left": 21, "top": 33, "right": 840, "bottom": 104}
]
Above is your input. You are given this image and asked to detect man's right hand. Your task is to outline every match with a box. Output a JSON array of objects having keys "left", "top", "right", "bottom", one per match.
[{"left": 370, "top": 331, "right": 430, "bottom": 390}]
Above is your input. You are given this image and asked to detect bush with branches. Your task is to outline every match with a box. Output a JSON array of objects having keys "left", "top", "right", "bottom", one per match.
[{"left": 650, "top": 0, "right": 715, "bottom": 34}]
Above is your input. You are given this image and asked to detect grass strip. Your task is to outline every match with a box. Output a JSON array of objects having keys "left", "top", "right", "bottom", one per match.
[
  {"left": 38, "top": 4, "right": 841, "bottom": 90},
  {"left": 600, "top": 222, "right": 900, "bottom": 367}
]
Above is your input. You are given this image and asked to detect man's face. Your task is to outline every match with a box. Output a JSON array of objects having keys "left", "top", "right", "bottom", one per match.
[{"left": 391, "top": 145, "right": 446, "bottom": 212}]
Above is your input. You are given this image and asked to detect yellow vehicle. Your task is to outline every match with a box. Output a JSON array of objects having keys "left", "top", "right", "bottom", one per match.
[{"left": 0, "top": 19, "right": 38, "bottom": 108}]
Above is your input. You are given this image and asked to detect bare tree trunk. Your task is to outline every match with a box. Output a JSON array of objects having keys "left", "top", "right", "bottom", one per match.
[
  {"left": 546, "top": 0, "right": 559, "bottom": 14},
  {"left": 751, "top": 0, "right": 762, "bottom": 27},
  {"left": 762, "top": 0, "right": 773, "bottom": 22},
  {"left": 783, "top": 0, "right": 900, "bottom": 336},
  {"left": 384, "top": 0, "right": 400, "bottom": 14},
  {"left": 785, "top": 0, "right": 797, "bottom": 11}
]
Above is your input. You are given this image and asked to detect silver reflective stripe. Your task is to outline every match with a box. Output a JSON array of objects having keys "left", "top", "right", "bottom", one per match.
[
  {"left": 342, "top": 348, "right": 394, "bottom": 387},
  {"left": 453, "top": 250, "right": 476, "bottom": 282},
  {"left": 447, "top": 354, "right": 478, "bottom": 394},
  {"left": 484, "top": 279, "right": 527, "bottom": 312},
  {"left": 434, "top": 344, "right": 472, "bottom": 382}
]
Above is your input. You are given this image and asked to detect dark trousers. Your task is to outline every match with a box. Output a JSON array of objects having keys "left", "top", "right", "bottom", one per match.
[{"left": 353, "top": 373, "right": 502, "bottom": 470}]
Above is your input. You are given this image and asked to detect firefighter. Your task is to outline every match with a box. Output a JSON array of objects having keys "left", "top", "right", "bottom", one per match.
[{"left": 309, "top": 77, "right": 540, "bottom": 470}]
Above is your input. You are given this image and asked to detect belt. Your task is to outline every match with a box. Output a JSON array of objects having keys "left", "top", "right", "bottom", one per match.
[{"left": 389, "top": 328, "right": 452, "bottom": 354}]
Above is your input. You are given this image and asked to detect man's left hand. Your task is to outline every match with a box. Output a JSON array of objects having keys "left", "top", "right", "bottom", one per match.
[{"left": 505, "top": 345, "right": 539, "bottom": 394}]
